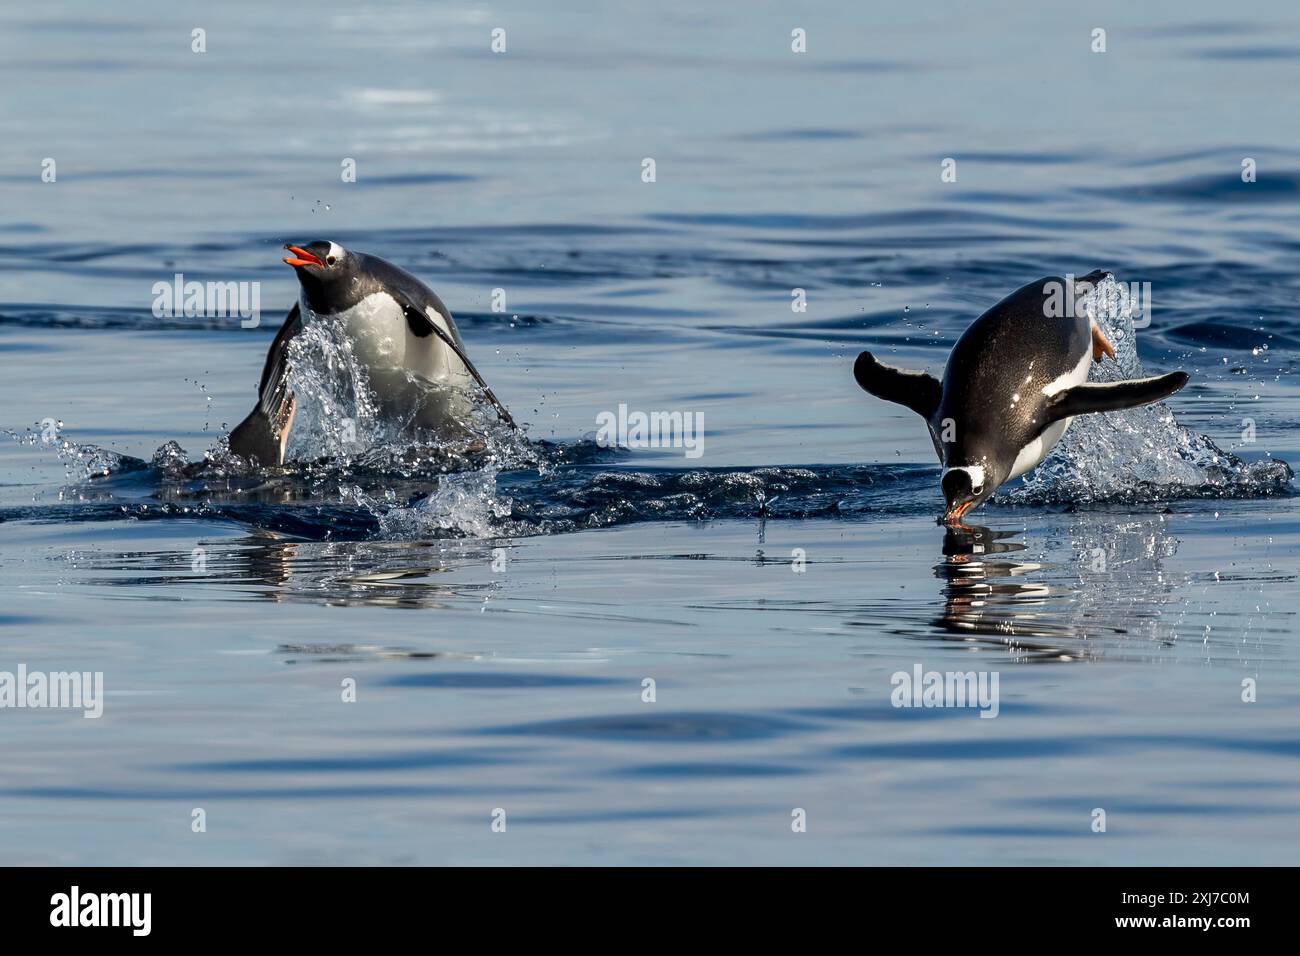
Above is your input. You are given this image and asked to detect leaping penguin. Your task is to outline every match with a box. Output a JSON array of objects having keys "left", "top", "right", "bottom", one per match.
[
  {"left": 229, "top": 241, "right": 515, "bottom": 466},
  {"left": 853, "top": 270, "right": 1189, "bottom": 523}
]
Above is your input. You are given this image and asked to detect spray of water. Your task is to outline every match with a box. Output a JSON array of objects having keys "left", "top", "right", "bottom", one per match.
[
  {"left": 1009, "top": 275, "right": 1292, "bottom": 504},
  {"left": 271, "top": 311, "right": 528, "bottom": 535},
  {"left": 351, "top": 468, "right": 515, "bottom": 539},
  {"left": 8, "top": 273, "right": 1291, "bottom": 538},
  {"left": 282, "top": 313, "right": 385, "bottom": 463}
]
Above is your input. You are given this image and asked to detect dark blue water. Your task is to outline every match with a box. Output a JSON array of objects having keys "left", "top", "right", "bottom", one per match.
[{"left": 1, "top": 1, "right": 1298, "bottom": 864}]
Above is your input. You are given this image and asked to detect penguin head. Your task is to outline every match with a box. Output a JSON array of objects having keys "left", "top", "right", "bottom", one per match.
[
  {"left": 282, "top": 241, "right": 359, "bottom": 305},
  {"left": 940, "top": 463, "right": 998, "bottom": 524}
]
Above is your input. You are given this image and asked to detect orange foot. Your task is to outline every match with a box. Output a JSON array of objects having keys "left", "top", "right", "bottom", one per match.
[{"left": 1092, "top": 323, "right": 1116, "bottom": 362}]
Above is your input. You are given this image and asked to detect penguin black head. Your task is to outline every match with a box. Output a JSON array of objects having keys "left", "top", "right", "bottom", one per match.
[
  {"left": 940, "top": 463, "right": 998, "bottom": 524},
  {"left": 282, "top": 240, "right": 360, "bottom": 312}
]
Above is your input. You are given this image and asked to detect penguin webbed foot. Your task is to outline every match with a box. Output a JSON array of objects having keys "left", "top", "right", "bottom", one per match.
[{"left": 1090, "top": 323, "right": 1117, "bottom": 362}]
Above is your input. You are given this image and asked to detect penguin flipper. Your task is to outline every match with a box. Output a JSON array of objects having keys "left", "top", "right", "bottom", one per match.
[
  {"left": 853, "top": 351, "right": 942, "bottom": 419},
  {"left": 229, "top": 305, "right": 302, "bottom": 466},
  {"left": 399, "top": 301, "right": 517, "bottom": 430},
  {"left": 1044, "top": 371, "right": 1189, "bottom": 424}
]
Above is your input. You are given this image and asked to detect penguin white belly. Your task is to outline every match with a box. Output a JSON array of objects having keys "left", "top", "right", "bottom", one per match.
[
  {"left": 1008, "top": 345, "right": 1093, "bottom": 479},
  {"left": 1008, "top": 416, "right": 1071, "bottom": 479},
  {"left": 398, "top": 305, "right": 475, "bottom": 430},
  {"left": 326, "top": 291, "right": 407, "bottom": 370},
  {"left": 308, "top": 292, "right": 474, "bottom": 432},
  {"left": 405, "top": 307, "right": 475, "bottom": 390}
]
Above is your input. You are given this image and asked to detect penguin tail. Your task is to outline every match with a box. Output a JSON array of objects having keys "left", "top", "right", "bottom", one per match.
[
  {"left": 853, "top": 351, "right": 942, "bottom": 419},
  {"left": 1077, "top": 269, "right": 1111, "bottom": 287},
  {"left": 1044, "top": 371, "right": 1189, "bottom": 424}
]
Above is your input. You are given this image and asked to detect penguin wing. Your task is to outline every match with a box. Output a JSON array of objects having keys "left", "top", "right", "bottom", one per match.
[
  {"left": 1043, "top": 371, "right": 1189, "bottom": 425},
  {"left": 853, "top": 351, "right": 942, "bottom": 419},
  {"left": 228, "top": 305, "right": 302, "bottom": 465},
  {"left": 397, "top": 298, "right": 517, "bottom": 430}
]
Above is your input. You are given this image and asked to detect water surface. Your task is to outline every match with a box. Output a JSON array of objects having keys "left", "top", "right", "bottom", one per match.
[{"left": 1, "top": 1, "right": 1298, "bottom": 865}]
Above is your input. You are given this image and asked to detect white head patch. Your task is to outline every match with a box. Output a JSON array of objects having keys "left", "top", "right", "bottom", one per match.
[{"left": 943, "top": 465, "right": 986, "bottom": 492}]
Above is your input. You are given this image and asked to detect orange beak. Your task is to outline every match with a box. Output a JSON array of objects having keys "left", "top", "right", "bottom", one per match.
[
  {"left": 283, "top": 244, "right": 324, "bottom": 268},
  {"left": 944, "top": 500, "right": 975, "bottom": 524}
]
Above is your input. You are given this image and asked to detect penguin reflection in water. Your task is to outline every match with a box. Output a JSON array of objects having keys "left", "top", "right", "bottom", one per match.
[
  {"left": 229, "top": 241, "right": 515, "bottom": 467},
  {"left": 853, "top": 271, "right": 1189, "bottom": 524},
  {"left": 935, "top": 524, "right": 1060, "bottom": 653}
]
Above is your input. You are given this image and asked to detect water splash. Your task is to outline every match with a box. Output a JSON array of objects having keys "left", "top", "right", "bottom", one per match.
[
  {"left": 282, "top": 312, "right": 385, "bottom": 463},
  {"left": 363, "top": 468, "right": 514, "bottom": 539},
  {"left": 277, "top": 310, "right": 534, "bottom": 476},
  {"left": 6, "top": 270, "right": 1292, "bottom": 540},
  {"left": 1010, "top": 275, "right": 1293, "bottom": 505},
  {"left": 4, "top": 422, "right": 143, "bottom": 482},
  {"left": 150, "top": 440, "right": 191, "bottom": 477}
]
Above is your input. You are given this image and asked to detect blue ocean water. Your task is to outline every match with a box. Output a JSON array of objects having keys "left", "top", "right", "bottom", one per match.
[{"left": 1, "top": 1, "right": 1297, "bottom": 864}]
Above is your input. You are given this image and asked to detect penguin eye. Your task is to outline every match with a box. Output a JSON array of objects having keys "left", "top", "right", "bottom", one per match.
[
  {"left": 326, "top": 255, "right": 336, "bottom": 266},
  {"left": 972, "top": 484, "right": 984, "bottom": 495}
]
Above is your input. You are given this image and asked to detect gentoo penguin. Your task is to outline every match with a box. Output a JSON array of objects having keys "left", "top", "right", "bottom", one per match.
[
  {"left": 229, "top": 241, "right": 514, "bottom": 466},
  {"left": 853, "top": 270, "right": 1189, "bottom": 523}
]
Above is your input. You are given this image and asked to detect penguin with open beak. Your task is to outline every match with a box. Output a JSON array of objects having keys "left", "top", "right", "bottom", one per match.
[
  {"left": 229, "top": 241, "right": 514, "bottom": 466},
  {"left": 853, "top": 270, "right": 1189, "bottom": 524}
]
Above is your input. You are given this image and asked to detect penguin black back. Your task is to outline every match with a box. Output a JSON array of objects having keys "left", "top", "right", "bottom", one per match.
[
  {"left": 853, "top": 270, "right": 1190, "bottom": 522},
  {"left": 937, "top": 276, "right": 1089, "bottom": 461}
]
